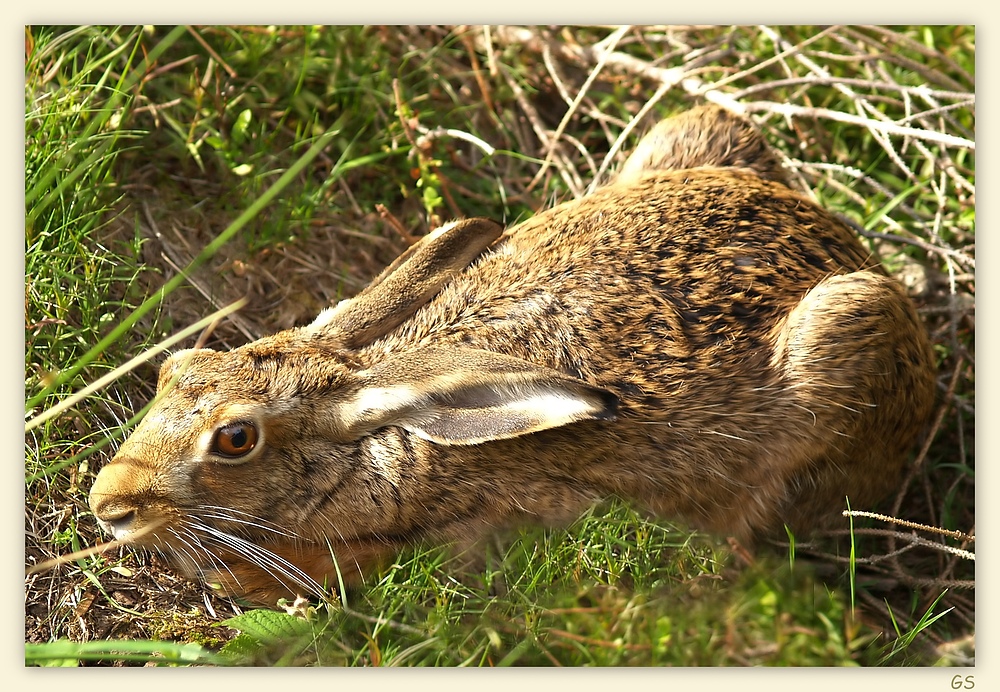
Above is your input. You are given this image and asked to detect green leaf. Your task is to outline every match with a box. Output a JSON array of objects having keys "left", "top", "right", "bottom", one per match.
[
  {"left": 232, "top": 108, "right": 253, "bottom": 144},
  {"left": 219, "top": 609, "right": 314, "bottom": 645},
  {"left": 218, "top": 633, "right": 263, "bottom": 662}
]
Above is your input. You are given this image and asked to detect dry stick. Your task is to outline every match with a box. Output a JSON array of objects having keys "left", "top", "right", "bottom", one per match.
[
  {"left": 486, "top": 26, "right": 675, "bottom": 197},
  {"left": 829, "top": 528, "right": 976, "bottom": 568},
  {"left": 806, "top": 541, "right": 973, "bottom": 589},
  {"left": 841, "top": 512, "right": 974, "bottom": 544},
  {"left": 337, "top": 177, "right": 365, "bottom": 217},
  {"left": 555, "top": 131, "right": 600, "bottom": 185},
  {"left": 757, "top": 25, "right": 963, "bottom": 196},
  {"left": 939, "top": 522, "right": 976, "bottom": 585},
  {"left": 540, "top": 41, "right": 575, "bottom": 108},
  {"left": 884, "top": 115, "right": 965, "bottom": 199},
  {"left": 541, "top": 41, "right": 610, "bottom": 166},
  {"left": 480, "top": 25, "right": 499, "bottom": 78},
  {"left": 848, "top": 223, "right": 974, "bottom": 271},
  {"left": 848, "top": 25, "right": 971, "bottom": 93},
  {"left": 864, "top": 53, "right": 974, "bottom": 199},
  {"left": 910, "top": 94, "right": 976, "bottom": 150},
  {"left": 375, "top": 203, "right": 417, "bottom": 245},
  {"left": 526, "top": 25, "right": 631, "bottom": 196},
  {"left": 456, "top": 26, "right": 495, "bottom": 115},
  {"left": 733, "top": 76, "right": 973, "bottom": 103},
  {"left": 26, "top": 519, "right": 167, "bottom": 576},
  {"left": 415, "top": 125, "right": 497, "bottom": 159},
  {"left": 140, "top": 54, "right": 200, "bottom": 86},
  {"left": 496, "top": 63, "right": 577, "bottom": 199},
  {"left": 931, "top": 168, "right": 952, "bottom": 258},
  {"left": 141, "top": 201, "right": 259, "bottom": 342},
  {"left": 940, "top": 523, "right": 976, "bottom": 584},
  {"left": 131, "top": 97, "right": 182, "bottom": 123},
  {"left": 587, "top": 80, "right": 671, "bottom": 194},
  {"left": 185, "top": 25, "right": 237, "bottom": 78},
  {"left": 895, "top": 574, "right": 975, "bottom": 591},
  {"left": 534, "top": 641, "right": 564, "bottom": 667},
  {"left": 542, "top": 40, "right": 629, "bottom": 136},
  {"left": 857, "top": 25, "right": 973, "bottom": 89},
  {"left": 899, "top": 96, "right": 976, "bottom": 126},
  {"left": 741, "top": 97, "right": 973, "bottom": 151},
  {"left": 868, "top": 115, "right": 922, "bottom": 187},
  {"left": 886, "top": 357, "right": 965, "bottom": 584},
  {"left": 702, "top": 25, "right": 840, "bottom": 93},
  {"left": 547, "top": 30, "right": 703, "bottom": 193},
  {"left": 775, "top": 27, "right": 918, "bottom": 185},
  {"left": 509, "top": 25, "right": 974, "bottom": 154}
]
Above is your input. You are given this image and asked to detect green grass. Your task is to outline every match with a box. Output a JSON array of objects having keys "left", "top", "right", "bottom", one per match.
[
  {"left": 213, "top": 507, "right": 880, "bottom": 667},
  {"left": 24, "top": 25, "right": 974, "bottom": 667}
]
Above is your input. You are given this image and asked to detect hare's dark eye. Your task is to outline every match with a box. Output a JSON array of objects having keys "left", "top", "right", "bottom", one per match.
[{"left": 212, "top": 422, "right": 259, "bottom": 458}]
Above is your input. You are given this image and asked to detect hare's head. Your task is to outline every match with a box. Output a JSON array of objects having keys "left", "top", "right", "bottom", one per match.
[{"left": 88, "top": 217, "right": 618, "bottom": 601}]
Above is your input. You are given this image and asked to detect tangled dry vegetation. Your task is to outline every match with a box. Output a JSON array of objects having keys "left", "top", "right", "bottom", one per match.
[{"left": 25, "top": 25, "right": 974, "bottom": 663}]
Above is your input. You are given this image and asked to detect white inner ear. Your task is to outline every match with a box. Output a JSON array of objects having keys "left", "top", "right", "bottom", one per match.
[
  {"left": 405, "top": 388, "right": 607, "bottom": 445},
  {"left": 342, "top": 379, "right": 613, "bottom": 446},
  {"left": 497, "top": 390, "right": 601, "bottom": 421},
  {"left": 349, "top": 385, "right": 423, "bottom": 421}
]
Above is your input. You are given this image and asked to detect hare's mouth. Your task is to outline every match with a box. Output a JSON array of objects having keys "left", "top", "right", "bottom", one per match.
[{"left": 101, "top": 504, "right": 400, "bottom": 602}]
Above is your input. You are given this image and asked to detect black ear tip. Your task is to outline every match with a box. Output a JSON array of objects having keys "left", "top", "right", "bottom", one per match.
[{"left": 594, "top": 389, "right": 621, "bottom": 420}]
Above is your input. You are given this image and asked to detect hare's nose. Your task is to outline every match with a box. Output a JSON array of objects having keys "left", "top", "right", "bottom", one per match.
[
  {"left": 88, "top": 460, "right": 149, "bottom": 539},
  {"left": 94, "top": 507, "right": 138, "bottom": 538}
]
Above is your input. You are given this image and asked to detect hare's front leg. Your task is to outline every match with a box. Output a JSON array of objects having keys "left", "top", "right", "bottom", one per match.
[{"left": 770, "top": 270, "right": 935, "bottom": 533}]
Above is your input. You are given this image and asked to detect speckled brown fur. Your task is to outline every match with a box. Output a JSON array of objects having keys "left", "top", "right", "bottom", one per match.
[{"left": 89, "top": 105, "right": 936, "bottom": 605}]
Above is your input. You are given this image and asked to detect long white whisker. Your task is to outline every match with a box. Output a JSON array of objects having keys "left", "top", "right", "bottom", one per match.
[
  {"left": 196, "top": 505, "right": 302, "bottom": 538},
  {"left": 195, "top": 525, "right": 326, "bottom": 595},
  {"left": 197, "top": 510, "right": 301, "bottom": 539},
  {"left": 165, "top": 526, "right": 238, "bottom": 586}
]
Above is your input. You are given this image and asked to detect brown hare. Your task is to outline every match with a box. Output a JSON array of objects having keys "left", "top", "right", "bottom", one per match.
[{"left": 89, "top": 105, "right": 936, "bottom": 605}]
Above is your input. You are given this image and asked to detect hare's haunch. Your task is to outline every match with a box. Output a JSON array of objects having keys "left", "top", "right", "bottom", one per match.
[{"left": 89, "top": 106, "right": 936, "bottom": 605}]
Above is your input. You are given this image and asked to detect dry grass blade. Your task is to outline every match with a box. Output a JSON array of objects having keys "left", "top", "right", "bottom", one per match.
[
  {"left": 843, "top": 511, "right": 974, "bottom": 544},
  {"left": 26, "top": 520, "right": 168, "bottom": 577},
  {"left": 26, "top": 299, "right": 247, "bottom": 432}
]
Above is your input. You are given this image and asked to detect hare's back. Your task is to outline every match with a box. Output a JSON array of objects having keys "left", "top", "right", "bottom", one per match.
[
  {"left": 384, "top": 169, "right": 871, "bottom": 403},
  {"left": 508, "top": 168, "right": 874, "bottom": 293},
  {"left": 439, "top": 168, "right": 871, "bottom": 337}
]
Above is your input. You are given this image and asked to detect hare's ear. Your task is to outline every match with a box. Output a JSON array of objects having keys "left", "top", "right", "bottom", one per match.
[
  {"left": 335, "top": 348, "right": 618, "bottom": 445},
  {"left": 311, "top": 218, "right": 503, "bottom": 349}
]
